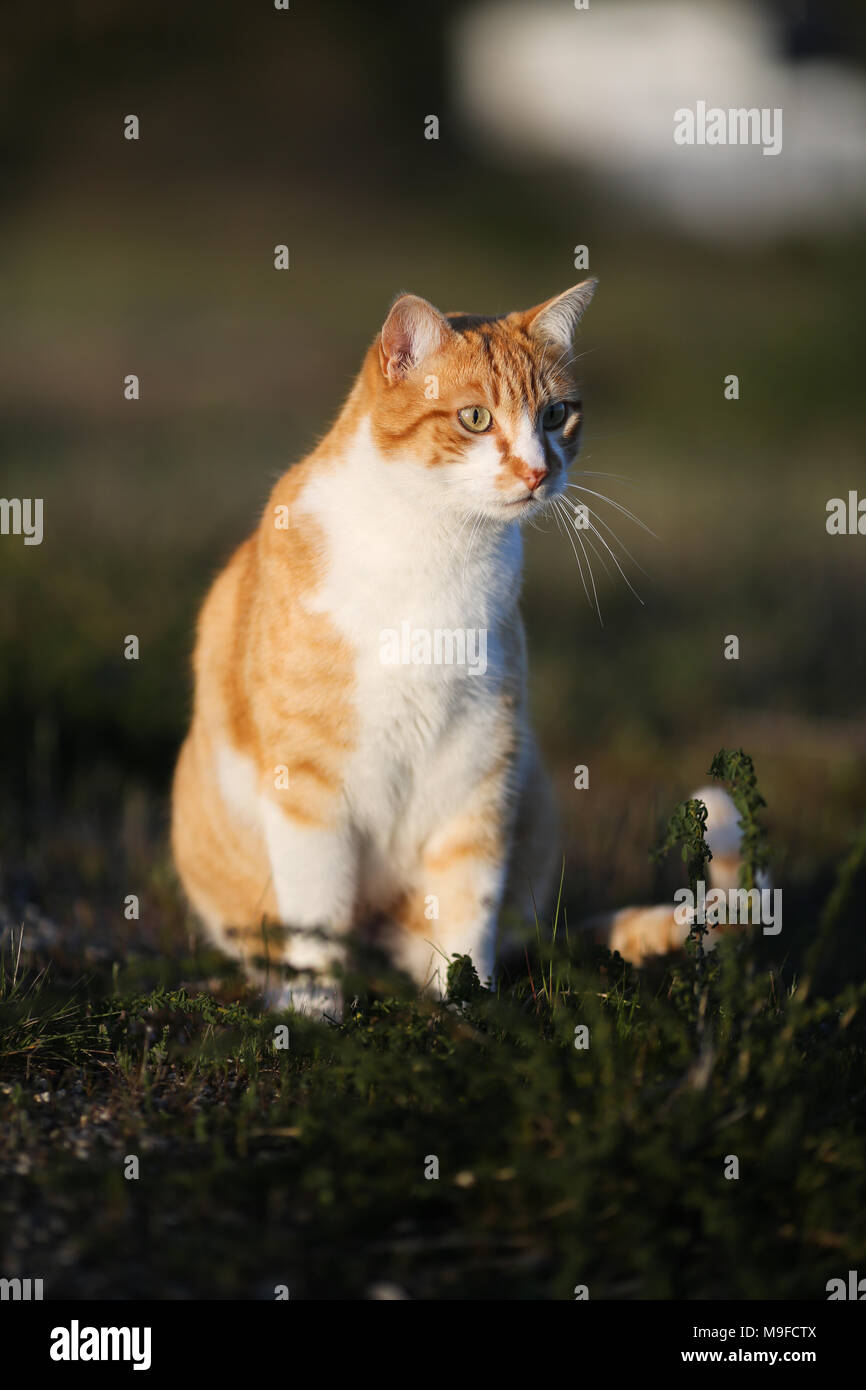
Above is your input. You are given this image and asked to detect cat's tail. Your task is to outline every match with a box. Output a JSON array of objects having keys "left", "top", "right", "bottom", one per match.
[{"left": 582, "top": 786, "right": 760, "bottom": 964}]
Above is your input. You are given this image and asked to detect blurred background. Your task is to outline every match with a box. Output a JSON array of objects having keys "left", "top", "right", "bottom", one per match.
[{"left": 1, "top": 0, "right": 865, "bottom": 970}]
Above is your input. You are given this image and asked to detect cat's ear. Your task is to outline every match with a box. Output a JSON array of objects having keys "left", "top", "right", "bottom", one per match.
[
  {"left": 522, "top": 278, "right": 598, "bottom": 350},
  {"left": 380, "top": 294, "right": 453, "bottom": 382}
]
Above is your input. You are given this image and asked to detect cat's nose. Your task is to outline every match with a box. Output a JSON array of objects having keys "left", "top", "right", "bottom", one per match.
[{"left": 524, "top": 466, "right": 549, "bottom": 493}]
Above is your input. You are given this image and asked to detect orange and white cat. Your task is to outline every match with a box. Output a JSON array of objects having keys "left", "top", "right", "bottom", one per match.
[
  {"left": 171, "top": 282, "right": 746, "bottom": 1014},
  {"left": 172, "top": 284, "right": 601, "bottom": 1012}
]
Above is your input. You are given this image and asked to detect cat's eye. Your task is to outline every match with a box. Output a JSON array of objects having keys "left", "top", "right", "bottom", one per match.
[
  {"left": 457, "top": 406, "right": 492, "bottom": 433},
  {"left": 542, "top": 402, "right": 568, "bottom": 431}
]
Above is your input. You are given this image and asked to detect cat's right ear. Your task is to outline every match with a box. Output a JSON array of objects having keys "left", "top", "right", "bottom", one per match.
[{"left": 379, "top": 294, "right": 453, "bottom": 383}]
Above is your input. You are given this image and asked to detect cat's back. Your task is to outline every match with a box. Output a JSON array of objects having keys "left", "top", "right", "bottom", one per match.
[{"left": 192, "top": 452, "right": 326, "bottom": 704}]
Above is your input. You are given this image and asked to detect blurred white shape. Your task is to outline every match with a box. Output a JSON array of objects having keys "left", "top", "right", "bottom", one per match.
[{"left": 452, "top": 0, "right": 866, "bottom": 240}]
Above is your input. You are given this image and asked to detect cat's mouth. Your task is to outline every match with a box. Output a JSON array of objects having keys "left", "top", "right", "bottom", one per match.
[
  {"left": 501, "top": 487, "right": 554, "bottom": 513},
  {"left": 488, "top": 479, "right": 563, "bottom": 519},
  {"left": 484, "top": 495, "right": 540, "bottom": 524}
]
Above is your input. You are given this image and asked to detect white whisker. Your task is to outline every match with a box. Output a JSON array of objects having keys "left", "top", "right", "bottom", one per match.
[
  {"left": 565, "top": 498, "right": 650, "bottom": 580},
  {"left": 566, "top": 483, "right": 656, "bottom": 538},
  {"left": 581, "top": 528, "right": 613, "bottom": 580},
  {"left": 462, "top": 512, "right": 485, "bottom": 589},
  {"left": 562, "top": 503, "right": 603, "bottom": 624},
  {"left": 553, "top": 497, "right": 596, "bottom": 619},
  {"left": 583, "top": 518, "right": 645, "bottom": 605}
]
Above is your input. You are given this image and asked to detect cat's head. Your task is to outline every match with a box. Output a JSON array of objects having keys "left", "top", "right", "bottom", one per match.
[{"left": 367, "top": 280, "right": 597, "bottom": 522}]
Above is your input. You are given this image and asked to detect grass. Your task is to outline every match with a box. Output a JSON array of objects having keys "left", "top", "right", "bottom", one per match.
[{"left": 2, "top": 759, "right": 865, "bottom": 1300}]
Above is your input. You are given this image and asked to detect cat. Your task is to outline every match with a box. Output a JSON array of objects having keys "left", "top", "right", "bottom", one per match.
[
  {"left": 171, "top": 282, "right": 600, "bottom": 1013},
  {"left": 171, "top": 281, "right": 751, "bottom": 1015},
  {"left": 585, "top": 784, "right": 760, "bottom": 963}
]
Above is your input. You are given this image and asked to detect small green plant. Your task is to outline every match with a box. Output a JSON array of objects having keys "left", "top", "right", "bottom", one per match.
[
  {"left": 707, "top": 747, "right": 769, "bottom": 891},
  {"left": 445, "top": 953, "right": 482, "bottom": 1003},
  {"left": 652, "top": 751, "right": 770, "bottom": 1041},
  {"left": 652, "top": 795, "right": 712, "bottom": 956}
]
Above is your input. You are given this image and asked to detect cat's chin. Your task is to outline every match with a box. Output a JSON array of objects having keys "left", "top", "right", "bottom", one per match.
[{"left": 483, "top": 492, "right": 556, "bottom": 523}]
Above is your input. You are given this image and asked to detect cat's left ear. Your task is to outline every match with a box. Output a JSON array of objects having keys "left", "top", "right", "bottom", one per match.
[
  {"left": 379, "top": 294, "right": 454, "bottom": 383},
  {"left": 522, "top": 278, "right": 598, "bottom": 351}
]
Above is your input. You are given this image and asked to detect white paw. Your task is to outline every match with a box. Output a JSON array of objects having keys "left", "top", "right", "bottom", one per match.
[{"left": 266, "top": 979, "right": 342, "bottom": 1021}]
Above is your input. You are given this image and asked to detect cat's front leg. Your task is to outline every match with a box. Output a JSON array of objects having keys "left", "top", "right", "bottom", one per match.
[
  {"left": 390, "top": 807, "right": 511, "bottom": 997},
  {"left": 260, "top": 798, "right": 356, "bottom": 1017}
]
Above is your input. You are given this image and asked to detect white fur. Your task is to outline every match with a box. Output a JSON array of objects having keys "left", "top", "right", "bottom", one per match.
[
  {"left": 692, "top": 784, "right": 772, "bottom": 895},
  {"left": 513, "top": 409, "right": 547, "bottom": 471},
  {"left": 260, "top": 803, "right": 355, "bottom": 1012},
  {"left": 272, "top": 415, "right": 532, "bottom": 988}
]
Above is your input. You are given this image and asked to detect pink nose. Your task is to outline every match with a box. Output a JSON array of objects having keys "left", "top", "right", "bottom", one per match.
[{"left": 525, "top": 467, "right": 549, "bottom": 493}]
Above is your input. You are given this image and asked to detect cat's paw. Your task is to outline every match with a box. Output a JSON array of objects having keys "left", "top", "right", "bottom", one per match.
[{"left": 266, "top": 979, "right": 343, "bottom": 1021}]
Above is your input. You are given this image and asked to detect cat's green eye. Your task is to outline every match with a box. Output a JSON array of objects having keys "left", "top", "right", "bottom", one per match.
[
  {"left": 542, "top": 401, "right": 568, "bottom": 431},
  {"left": 458, "top": 406, "right": 492, "bottom": 434}
]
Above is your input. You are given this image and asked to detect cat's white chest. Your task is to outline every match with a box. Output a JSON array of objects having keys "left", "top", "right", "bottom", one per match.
[{"left": 297, "top": 426, "right": 521, "bottom": 863}]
